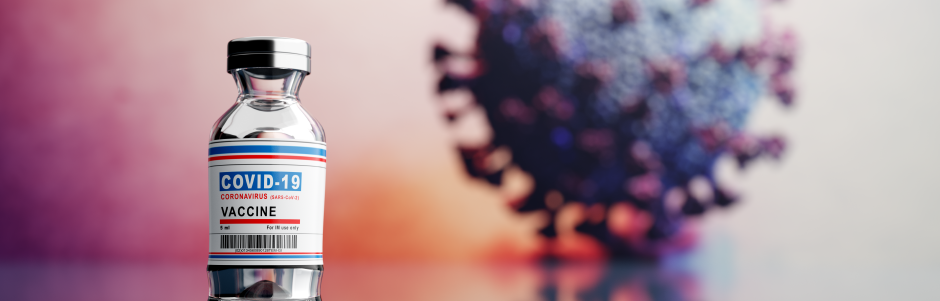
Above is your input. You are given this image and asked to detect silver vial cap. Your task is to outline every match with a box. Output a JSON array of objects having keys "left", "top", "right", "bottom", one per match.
[{"left": 227, "top": 37, "right": 311, "bottom": 74}]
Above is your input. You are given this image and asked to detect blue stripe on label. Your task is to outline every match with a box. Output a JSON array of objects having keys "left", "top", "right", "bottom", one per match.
[
  {"left": 209, "top": 255, "right": 323, "bottom": 259},
  {"left": 209, "top": 145, "right": 326, "bottom": 156}
]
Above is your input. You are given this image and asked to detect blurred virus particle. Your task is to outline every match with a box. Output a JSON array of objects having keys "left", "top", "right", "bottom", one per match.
[{"left": 435, "top": 0, "right": 797, "bottom": 259}]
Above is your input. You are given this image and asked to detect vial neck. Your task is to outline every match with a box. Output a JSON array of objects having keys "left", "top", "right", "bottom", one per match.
[{"left": 233, "top": 68, "right": 305, "bottom": 100}]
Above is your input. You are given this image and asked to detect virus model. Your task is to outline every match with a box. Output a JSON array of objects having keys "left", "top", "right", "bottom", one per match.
[{"left": 435, "top": 0, "right": 797, "bottom": 258}]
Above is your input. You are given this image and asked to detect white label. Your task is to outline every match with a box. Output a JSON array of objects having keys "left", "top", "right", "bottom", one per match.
[{"left": 208, "top": 139, "right": 325, "bottom": 266}]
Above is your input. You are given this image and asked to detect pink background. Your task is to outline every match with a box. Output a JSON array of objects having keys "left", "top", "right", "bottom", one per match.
[
  {"left": 2, "top": 0, "right": 940, "bottom": 300},
  {"left": 0, "top": 0, "right": 545, "bottom": 263}
]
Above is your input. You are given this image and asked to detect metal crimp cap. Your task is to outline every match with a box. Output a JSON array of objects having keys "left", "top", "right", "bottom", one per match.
[{"left": 227, "top": 36, "right": 311, "bottom": 74}]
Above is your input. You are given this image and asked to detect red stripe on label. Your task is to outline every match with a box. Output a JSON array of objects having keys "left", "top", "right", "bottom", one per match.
[
  {"left": 210, "top": 252, "right": 321, "bottom": 255},
  {"left": 209, "top": 155, "right": 326, "bottom": 162},
  {"left": 220, "top": 219, "right": 300, "bottom": 224}
]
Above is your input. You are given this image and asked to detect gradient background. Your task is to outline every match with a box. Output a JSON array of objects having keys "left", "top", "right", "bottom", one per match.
[{"left": 1, "top": 0, "right": 939, "bottom": 300}]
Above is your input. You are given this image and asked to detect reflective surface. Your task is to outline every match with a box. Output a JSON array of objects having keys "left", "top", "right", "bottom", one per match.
[{"left": 2, "top": 261, "right": 938, "bottom": 301}]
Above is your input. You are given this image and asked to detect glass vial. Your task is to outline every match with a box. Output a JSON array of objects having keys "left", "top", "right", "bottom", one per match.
[{"left": 207, "top": 37, "right": 326, "bottom": 301}]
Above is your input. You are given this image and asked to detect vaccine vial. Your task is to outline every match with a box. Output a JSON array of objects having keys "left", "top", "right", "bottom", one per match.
[{"left": 207, "top": 37, "right": 326, "bottom": 301}]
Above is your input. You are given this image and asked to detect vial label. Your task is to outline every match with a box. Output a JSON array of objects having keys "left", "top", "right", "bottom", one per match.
[{"left": 207, "top": 139, "right": 325, "bottom": 266}]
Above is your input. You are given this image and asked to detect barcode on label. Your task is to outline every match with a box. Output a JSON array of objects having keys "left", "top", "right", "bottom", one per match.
[{"left": 220, "top": 235, "right": 298, "bottom": 249}]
